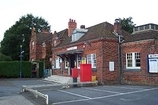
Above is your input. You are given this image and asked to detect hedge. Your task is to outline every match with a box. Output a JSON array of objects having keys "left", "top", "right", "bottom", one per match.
[{"left": 0, "top": 61, "right": 44, "bottom": 78}]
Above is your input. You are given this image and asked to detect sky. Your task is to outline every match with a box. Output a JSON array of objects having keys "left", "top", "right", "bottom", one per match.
[{"left": 0, "top": 0, "right": 158, "bottom": 42}]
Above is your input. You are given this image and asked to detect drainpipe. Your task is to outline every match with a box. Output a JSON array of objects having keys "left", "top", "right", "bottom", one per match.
[
  {"left": 100, "top": 38, "right": 104, "bottom": 84},
  {"left": 113, "top": 32, "right": 124, "bottom": 84}
]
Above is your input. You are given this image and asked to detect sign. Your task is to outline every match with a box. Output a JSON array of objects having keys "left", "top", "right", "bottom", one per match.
[
  {"left": 148, "top": 54, "right": 158, "bottom": 73},
  {"left": 82, "top": 57, "right": 86, "bottom": 64},
  {"left": 67, "top": 46, "right": 77, "bottom": 51},
  {"left": 109, "top": 61, "right": 114, "bottom": 71}
]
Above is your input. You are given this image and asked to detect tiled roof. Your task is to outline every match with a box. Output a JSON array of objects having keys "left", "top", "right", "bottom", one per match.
[
  {"left": 125, "top": 30, "right": 158, "bottom": 42},
  {"left": 36, "top": 33, "right": 52, "bottom": 43},
  {"left": 55, "top": 21, "right": 130, "bottom": 48}
]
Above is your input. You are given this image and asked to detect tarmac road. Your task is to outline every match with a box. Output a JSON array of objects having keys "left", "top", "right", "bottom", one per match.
[
  {"left": 1, "top": 78, "right": 158, "bottom": 105},
  {"left": 0, "top": 78, "right": 49, "bottom": 105}
]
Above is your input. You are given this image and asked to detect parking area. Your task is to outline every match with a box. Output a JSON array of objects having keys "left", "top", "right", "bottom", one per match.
[
  {"left": 1, "top": 79, "right": 158, "bottom": 105},
  {"left": 23, "top": 81, "right": 158, "bottom": 105}
]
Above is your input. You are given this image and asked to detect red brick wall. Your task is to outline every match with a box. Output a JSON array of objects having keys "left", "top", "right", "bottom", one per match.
[
  {"left": 52, "top": 39, "right": 119, "bottom": 84},
  {"left": 30, "top": 40, "right": 37, "bottom": 61},
  {"left": 122, "top": 40, "right": 158, "bottom": 85},
  {"left": 102, "top": 39, "right": 119, "bottom": 84}
]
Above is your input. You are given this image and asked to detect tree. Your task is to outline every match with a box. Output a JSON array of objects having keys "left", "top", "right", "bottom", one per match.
[
  {"left": 119, "top": 17, "right": 136, "bottom": 33},
  {"left": 0, "top": 53, "right": 12, "bottom": 61},
  {"left": 1, "top": 14, "right": 51, "bottom": 61}
]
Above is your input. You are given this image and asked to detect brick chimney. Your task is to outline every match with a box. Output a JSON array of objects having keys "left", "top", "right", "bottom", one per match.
[
  {"left": 114, "top": 19, "right": 122, "bottom": 34},
  {"left": 68, "top": 19, "right": 77, "bottom": 37}
]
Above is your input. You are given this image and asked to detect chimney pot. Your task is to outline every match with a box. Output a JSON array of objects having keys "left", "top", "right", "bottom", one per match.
[
  {"left": 114, "top": 19, "right": 121, "bottom": 34},
  {"left": 68, "top": 18, "right": 77, "bottom": 37},
  {"left": 80, "top": 25, "right": 85, "bottom": 29}
]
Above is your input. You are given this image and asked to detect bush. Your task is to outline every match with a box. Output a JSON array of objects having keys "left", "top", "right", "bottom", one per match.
[
  {"left": 0, "top": 61, "right": 31, "bottom": 78},
  {"left": 0, "top": 61, "right": 44, "bottom": 78}
]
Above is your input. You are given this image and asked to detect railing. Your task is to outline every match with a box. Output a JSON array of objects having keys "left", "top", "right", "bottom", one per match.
[
  {"left": 22, "top": 81, "right": 98, "bottom": 105},
  {"left": 22, "top": 85, "right": 48, "bottom": 105}
]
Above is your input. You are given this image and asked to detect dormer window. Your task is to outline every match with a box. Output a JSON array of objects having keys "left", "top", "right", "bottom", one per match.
[{"left": 71, "top": 28, "right": 88, "bottom": 42}]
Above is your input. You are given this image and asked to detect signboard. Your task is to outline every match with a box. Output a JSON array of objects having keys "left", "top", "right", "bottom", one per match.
[
  {"left": 67, "top": 46, "right": 77, "bottom": 51},
  {"left": 109, "top": 61, "right": 114, "bottom": 71},
  {"left": 148, "top": 54, "right": 158, "bottom": 73},
  {"left": 81, "top": 57, "right": 86, "bottom": 64}
]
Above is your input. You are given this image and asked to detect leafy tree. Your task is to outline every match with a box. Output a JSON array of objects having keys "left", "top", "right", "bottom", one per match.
[
  {"left": 119, "top": 17, "right": 136, "bottom": 33},
  {"left": 0, "top": 53, "right": 12, "bottom": 61},
  {"left": 1, "top": 14, "right": 51, "bottom": 61}
]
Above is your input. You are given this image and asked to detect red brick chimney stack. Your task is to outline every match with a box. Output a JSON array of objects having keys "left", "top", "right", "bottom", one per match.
[
  {"left": 68, "top": 19, "right": 77, "bottom": 37},
  {"left": 114, "top": 19, "right": 122, "bottom": 35}
]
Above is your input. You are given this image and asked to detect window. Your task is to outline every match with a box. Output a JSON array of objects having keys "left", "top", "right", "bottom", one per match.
[
  {"left": 54, "top": 40, "right": 56, "bottom": 46},
  {"left": 126, "top": 52, "right": 140, "bottom": 69},
  {"left": 77, "top": 55, "right": 82, "bottom": 68},
  {"left": 71, "top": 29, "right": 88, "bottom": 42},
  {"left": 31, "top": 41, "right": 34, "bottom": 49},
  {"left": 42, "top": 42, "right": 46, "bottom": 47},
  {"left": 72, "top": 33, "right": 84, "bottom": 42},
  {"left": 139, "top": 26, "right": 144, "bottom": 30},
  {"left": 55, "top": 57, "right": 61, "bottom": 69},
  {"left": 87, "top": 54, "right": 96, "bottom": 68},
  {"left": 65, "top": 58, "right": 69, "bottom": 69}
]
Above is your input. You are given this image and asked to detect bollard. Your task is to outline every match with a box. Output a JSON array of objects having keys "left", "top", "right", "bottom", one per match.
[{"left": 72, "top": 68, "right": 78, "bottom": 87}]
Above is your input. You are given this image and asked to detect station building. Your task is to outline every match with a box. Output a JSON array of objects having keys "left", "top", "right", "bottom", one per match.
[{"left": 30, "top": 19, "right": 158, "bottom": 85}]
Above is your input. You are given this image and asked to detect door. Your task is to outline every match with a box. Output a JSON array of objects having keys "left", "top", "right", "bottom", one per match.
[{"left": 69, "top": 54, "right": 76, "bottom": 75}]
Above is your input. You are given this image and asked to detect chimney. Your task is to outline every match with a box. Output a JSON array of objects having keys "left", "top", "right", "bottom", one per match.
[
  {"left": 42, "top": 28, "right": 50, "bottom": 34},
  {"left": 68, "top": 19, "right": 77, "bottom": 37},
  {"left": 80, "top": 25, "right": 85, "bottom": 29},
  {"left": 114, "top": 19, "right": 122, "bottom": 34}
]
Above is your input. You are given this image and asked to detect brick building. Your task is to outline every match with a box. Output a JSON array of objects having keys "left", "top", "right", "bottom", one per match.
[
  {"left": 30, "top": 27, "right": 52, "bottom": 68},
  {"left": 122, "top": 23, "right": 158, "bottom": 85},
  {"left": 30, "top": 19, "right": 158, "bottom": 85},
  {"left": 51, "top": 19, "right": 129, "bottom": 84}
]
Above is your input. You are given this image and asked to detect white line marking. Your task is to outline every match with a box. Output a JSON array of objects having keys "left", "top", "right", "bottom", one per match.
[
  {"left": 84, "top": 88, "right": 122, "bottom": 94},
  {"left": 103, "top": 86, "right": 143, "bottom": 90},
  {"left": 53, "top": 87, "right": 158, "bottom": 105},
  {"left": 53, "top": 98, "right": 91, "bottom": 105},
  {"left": 115, "top": 86, "right": 143, "bottom": 90},
  {"left": 58, "top": 90, "right": 92, "bottom": 99},
  {"left": 120, "top": 97, "right": 141, "bottom": 101}
]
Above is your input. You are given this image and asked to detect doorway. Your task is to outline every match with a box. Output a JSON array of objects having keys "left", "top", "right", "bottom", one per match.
[{"left": 69, "top": 54, "right": 76, "bottom": 75}]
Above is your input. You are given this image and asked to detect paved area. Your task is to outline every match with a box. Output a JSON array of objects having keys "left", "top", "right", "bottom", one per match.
[
  {"left": 34, "top": 84, "right": 158, "bottom": 105},
  {"left": 0, "top": 78, "right": 50, "bottom": 105},
  {"left": 44, "top": 75, "right": 79, "bottom": 84},
  {"left": 0, "top": 95, "right": 34, "bottom": 105},
  {"left": 1, "top": 77, "right": 158, "bottom": 105}
]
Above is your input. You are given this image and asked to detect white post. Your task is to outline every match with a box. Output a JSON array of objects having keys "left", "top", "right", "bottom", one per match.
[{"left": 45, "top": 95, "right": 48, "bottom": 105}]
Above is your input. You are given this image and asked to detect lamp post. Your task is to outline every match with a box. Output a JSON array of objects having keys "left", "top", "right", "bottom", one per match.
[{"left": 19, "top": 34, "right": 25, "bottom": 78}]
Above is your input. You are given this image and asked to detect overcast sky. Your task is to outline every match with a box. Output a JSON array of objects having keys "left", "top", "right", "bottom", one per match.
[{"left": 0, "top": 0, "right": 158, "bottom": 42}]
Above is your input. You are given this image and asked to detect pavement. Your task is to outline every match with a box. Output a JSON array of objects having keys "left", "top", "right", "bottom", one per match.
[
  {"left": 0, "top": 75, "right": 76, "bottom": 105},
  {"left": 44, "top": 75, "right": 81, "bottom": 84},
  {"left": 0, "top": 95, "right": 34, "bottom": 105},
  {"left": 0, "top": 75, "right": 93, "bottom": 105},
  {"left": 1, "top": 76, "right": 158, "bottom": 105}
]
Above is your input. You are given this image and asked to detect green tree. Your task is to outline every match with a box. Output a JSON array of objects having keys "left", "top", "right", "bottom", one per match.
[
  {"left": 0, "top": 53, "right": 12, "bottom": 61},
  {"left": 1, "top": 14, "right": 51, "bottom": 61},
  {"left": 119, "top": 17, "right": 136, "bottom": 33}
]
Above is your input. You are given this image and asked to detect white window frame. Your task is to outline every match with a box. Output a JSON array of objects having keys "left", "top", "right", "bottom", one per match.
[
  {"left": 87, "top": 54, "right": 96, "bottom": 68},
  {"left": 55, "top": 57, "right": 61, "bottom": 69},
  {"left": 126, "top": 52, "right": 141, "bottom": 69}
]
